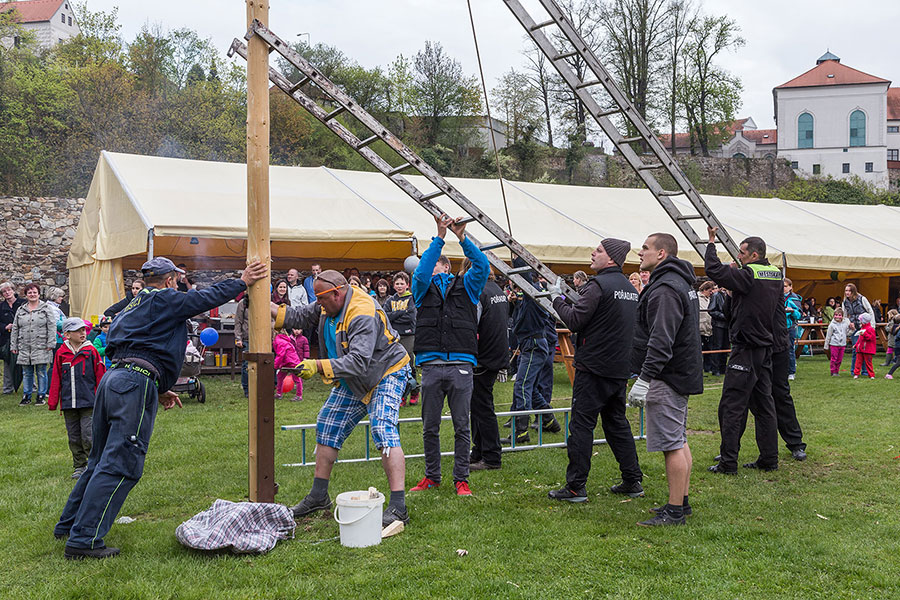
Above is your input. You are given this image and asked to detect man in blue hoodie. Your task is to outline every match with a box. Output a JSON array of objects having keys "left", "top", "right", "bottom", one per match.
[{"left": 408, "top": 214, "right": 488, "bottom": 496}]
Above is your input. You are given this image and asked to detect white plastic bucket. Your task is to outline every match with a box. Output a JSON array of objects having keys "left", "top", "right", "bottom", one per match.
[{"left": 333, "top": 490, "right": 385, "bottom": 548}]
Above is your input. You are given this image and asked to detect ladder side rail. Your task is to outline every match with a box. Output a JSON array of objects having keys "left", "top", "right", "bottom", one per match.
[{"left": 240, "top": 24, "right": 580, "bottom": 301}]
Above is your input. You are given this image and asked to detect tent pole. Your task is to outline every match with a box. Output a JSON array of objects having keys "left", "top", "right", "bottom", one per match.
[
  {"left": 245, "top": 0, "right": 275, "bottom": 503},
  {"left": 147, "top": 230, "right": 154, "bottom": 260}
]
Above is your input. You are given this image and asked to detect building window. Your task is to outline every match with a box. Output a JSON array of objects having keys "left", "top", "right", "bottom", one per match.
[
  {"left": 850, "top": 110, "right": 866, "bottom": 147},
  {"left": 61, "top": 13, "right": 66, "bottom": 23},
  {"left": 813, "top": 164, "right": 821, "bottom": 175},
  {"left": 865, "top": 162, "right": 874, "bottom": 172},
  {"left": 732, "top": 153, "right": 746, "bottom": 159},
  {"left": 889, "top": 126, "right": 899, "bottom": 133},
  {"left": 842, "top": 163, "right": 850, "bottom": 173},
  {"left": 798, "top": 113, "right": 813, "bottom": 148},
  {"left": 68, "top": 16, "right": 72, "bottom": 26},
  {"left": 889, "top": 149, "right": 899, "bottom": 161},
  {"left": 13, "top": 35, "right": 20, "bottom": 47},
  {"left": 791, "top": 161, "right": 798, "bottom": 169}
]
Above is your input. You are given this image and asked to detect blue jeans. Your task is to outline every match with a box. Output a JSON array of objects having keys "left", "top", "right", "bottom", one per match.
[
  {"left": 22, "top": 363, "right": 49, "bottom": 398},
  {"left": 513, "top": 336, "right": 552, "bottom": 416},
  {"left": 850, "top": 332, "right": 869, "bottom": 376}
]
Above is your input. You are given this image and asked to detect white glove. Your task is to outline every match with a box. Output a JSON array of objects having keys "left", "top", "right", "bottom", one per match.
[
  {"left": 627, "top": 378, "right": 651, "bottom": 408},
  {"left": 548, "top": 277, "right": 563, "bottom": 301}
]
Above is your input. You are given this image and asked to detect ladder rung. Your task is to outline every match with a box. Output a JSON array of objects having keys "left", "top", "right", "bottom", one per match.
[
  {"left": 637, "top": 163, "right": 663, "bottom": 170},
  {"left": 619, "top": 136, "right": 642, "bottom": 144},
  {"left": 324, "top": 106, "right": 346, "bottom": 121},
  {"left": 576, "top": 79, "right": 600, "bottom": 89},
  {"left": 553, "top": 50, "right": 578, "bottom": 61},
  {"left": 420, "top": 190, "right": 445, "bottom": 202},
  {"left": 288, "top": 76, "right": 310, "bottom": 94},
  {"left": 507, "top": 265, "right": 534, "bottom": 275},
  {"left": 530, "top": 19, "right": 556, "bottom": 31},
  {"left": 356, "top": 135, "right": 378, "bottom": 149},
  {"left": 596, "top": 108, "right": 621, "bottom": 118},
  {"left": 533, "top": 290, "right": 552, "bottom": 298},
  {"left": 676, "top": 215, "right": 705, "bottom": 221},
  {"left": 480, "top": 242, "right": 507, "bottom": 252},
  {"left": 388, "top": 163, "right": 413, "bottom": 177},
  {"left": 456, "top": 216, "right": 478, "bottom": 225},
  {"left": 659, "top": 190, "right": 684, "bottom": 196}
]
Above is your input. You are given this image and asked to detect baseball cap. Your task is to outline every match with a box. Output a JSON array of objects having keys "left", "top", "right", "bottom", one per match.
[
  {"left": 62, "top": 317, "right": 87, "bottom": 333},
  {"left": 141, "top": 257, "right": 185, "bottom": 277}
]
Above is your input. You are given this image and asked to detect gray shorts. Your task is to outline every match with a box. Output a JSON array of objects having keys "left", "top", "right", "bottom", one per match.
[{"left": 645, "top": 379, "right": 688, "bottom": 452}]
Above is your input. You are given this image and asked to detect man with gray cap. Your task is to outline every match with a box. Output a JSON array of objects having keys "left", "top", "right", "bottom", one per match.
[
  {"left": 546, "top": 239, "right": 643, "bottom": 502},
  {"left": 54, "top": 256, "right": 267, "bottom": 559}
]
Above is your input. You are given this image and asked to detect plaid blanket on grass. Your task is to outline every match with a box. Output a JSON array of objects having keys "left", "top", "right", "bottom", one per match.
[{"left": 176, "top": 499, "right": 295, "bottom": 554}]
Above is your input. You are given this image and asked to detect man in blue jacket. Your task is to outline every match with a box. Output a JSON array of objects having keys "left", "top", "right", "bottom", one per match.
[
  {"left": 54, "top": 257, "right": 266, "bottom": 559},
  {"left": 408, "top": 214, "right": 488, "bottom": 496}
]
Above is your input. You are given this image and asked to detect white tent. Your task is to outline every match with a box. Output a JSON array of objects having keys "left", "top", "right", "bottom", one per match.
[{"left": 69, "top": 151, "right": 900, "bottom": 317}]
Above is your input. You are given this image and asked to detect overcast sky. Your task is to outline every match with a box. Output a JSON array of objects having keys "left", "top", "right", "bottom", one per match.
[{"left": 81, "top": 0, "right": 900, "bottom": 132}]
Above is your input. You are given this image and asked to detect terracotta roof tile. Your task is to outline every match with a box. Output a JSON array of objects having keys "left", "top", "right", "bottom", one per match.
[
  {"left": 739, "top": 129, "right": 777, "bottom": 145},
  {"left": 775, "top": 60, "right": 889, "bottom": 89},
  {"left": 888, "top": 88, "right": 900, "bottom": 121},
  {"left": 658, "top": 119, "right": 748, "bottom": 149},
  {"left": 0, "top": 0, "right": 65, "bottom": 23}
]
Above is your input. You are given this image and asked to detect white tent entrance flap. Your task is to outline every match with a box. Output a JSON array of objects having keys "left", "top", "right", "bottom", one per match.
[{"left": 69, "top": 151, "right": 900, "bottom": 318}]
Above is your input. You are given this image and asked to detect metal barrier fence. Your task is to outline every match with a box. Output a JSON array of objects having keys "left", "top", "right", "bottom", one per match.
[{"left": 281, "top": 406, "right": 645, "bottom": 467}]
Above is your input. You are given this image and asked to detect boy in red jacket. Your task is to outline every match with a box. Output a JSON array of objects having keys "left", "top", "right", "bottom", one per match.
[
  {"left": 49, "top": 317, "right": 106, "bottom": 479},
  {"left": 853, "top": 313, "right": 877, "bottom": 380}
]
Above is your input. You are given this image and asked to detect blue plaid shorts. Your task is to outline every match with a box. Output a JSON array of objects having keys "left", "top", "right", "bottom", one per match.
[{"left": 316, "top": 366, "right": 410, "bottom": 450}]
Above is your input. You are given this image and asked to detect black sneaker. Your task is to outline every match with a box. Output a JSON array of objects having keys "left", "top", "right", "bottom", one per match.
[
  {"left": 638, "top": 509, "right": 686, "bottom": 527},
  {"left": 64, "top": 545, "right": 120, "bottom": 560},
  {"left": 548, "top": 487, "right": 587, "bottom": 503},
  {"left": 290, "top": 493, "right": 332, "bottom": 518},
  {"left": 34, "top": 397, "right": 46, "bottom": 406},
  {"left": 71, "top": 467, "right": 85, "bottom": 480},
  {"left": 707, "top": 463, "right": 737, "bottom": 475},
  {"left": 500, "top": 432, "right": 530, "bottom": 444},
  {"left": 651, "top": 503, "right": 692, "bottom": 516},
  {"left": 743, "top": 461, "right": 778, "bottom": 472},
  {"left": 19, "top": 397, "right": 31, "bottom": 406},
  {"left": 610, "top": 481, "right": 644, "bottom": 497},
  {"left": 382, "top": 505, "right": 409, "bottom": 528},
  {"left": 791, "top": 449, "right": 807, "bottom": 461},
  {"left": 469, "top": 460, "right": 501, "bottom": 471}
]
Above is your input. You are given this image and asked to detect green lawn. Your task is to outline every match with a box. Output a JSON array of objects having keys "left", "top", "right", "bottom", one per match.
[{"left": 1, "top": 356, "right": 898, "bottom": 599}]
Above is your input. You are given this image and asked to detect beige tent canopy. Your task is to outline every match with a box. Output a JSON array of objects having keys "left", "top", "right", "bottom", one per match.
[{"left": 69, "top": 151, "right": 900, "bottom": 318}]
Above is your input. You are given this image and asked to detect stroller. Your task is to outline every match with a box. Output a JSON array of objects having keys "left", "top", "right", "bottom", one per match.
[{"left": 171, "top": 321, "right": 207, "bottom": 403}]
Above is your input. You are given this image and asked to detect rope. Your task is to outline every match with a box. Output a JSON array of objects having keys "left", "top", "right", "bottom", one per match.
[{"left": 466, "top": 0, "right": 514, "bottom": 245}]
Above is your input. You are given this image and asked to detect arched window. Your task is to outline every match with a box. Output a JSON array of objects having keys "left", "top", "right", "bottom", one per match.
[
  {"left": 732, "top": 153, "right": 746, "bottom": 159},
  {"left": 798, "top": 113, "right": 813, "bottom": 148},
  {"left": 850, "top": 110, "right": 866, "bottom": 147}
]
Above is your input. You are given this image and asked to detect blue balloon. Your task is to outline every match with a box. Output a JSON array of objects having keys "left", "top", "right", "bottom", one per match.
[{"left": 199, "top": 327, "right": 219, "bottom": 346}]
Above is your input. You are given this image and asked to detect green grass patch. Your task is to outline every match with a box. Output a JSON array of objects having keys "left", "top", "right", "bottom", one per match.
[{"left": 1, "top": 357, "right": 898, "bottom": 599}]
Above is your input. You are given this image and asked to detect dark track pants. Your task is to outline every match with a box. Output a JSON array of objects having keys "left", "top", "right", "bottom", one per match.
[
  {"left": 421, "top": 363, "right": 473, "bottom": 483},
  {"left": 772, "top": 348, "right": 806, "bottom": 452},
  {"left": 566, "top": 371, "right": 642, "bottom": 490},
  {"left": 470, "top": 367, "right": 501, "bottom": 467},
  {"left": 718, "top": 345, "right": 778, "bottom": 471},
  {"left": 55, "top": 368, "right": 158, "bottom": 549}
]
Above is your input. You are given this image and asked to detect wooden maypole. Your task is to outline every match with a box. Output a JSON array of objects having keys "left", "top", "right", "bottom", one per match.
[{"left": 245, "top": 0, "right": 275, "bottom": 503}]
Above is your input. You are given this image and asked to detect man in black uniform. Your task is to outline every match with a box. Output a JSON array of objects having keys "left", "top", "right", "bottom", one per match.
[
  {"left": 546, "top": 238, "right": 643, "bottom": 502},
  {"left": 55, "top": 257, "right": 267, "bottom": 559},
  {"left": 469, "top": 268, "right": 509, "bottom": 470},
  {"left": 704, "top": 227, "right": 782, "bottom": 474}
]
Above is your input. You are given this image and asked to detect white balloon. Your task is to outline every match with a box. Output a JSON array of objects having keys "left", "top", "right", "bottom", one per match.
[{"left": 403, "top": 255, "right": 420, "bottom": 274}]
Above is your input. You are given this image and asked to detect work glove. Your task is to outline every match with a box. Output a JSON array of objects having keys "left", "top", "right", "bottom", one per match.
[
  {"left": 627, "top": 378, "right": 651, "bottom": 408},
  {"left": 297, "top": 359, "right": 317, "bottom": 379},
  {"left": 547, "top": 277, "right": 563, "bottom": 301}
]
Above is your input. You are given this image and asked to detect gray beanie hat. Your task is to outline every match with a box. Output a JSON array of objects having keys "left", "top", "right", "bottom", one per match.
[{"left": 600, "top": 238, "right": 631, "bottom": 268}]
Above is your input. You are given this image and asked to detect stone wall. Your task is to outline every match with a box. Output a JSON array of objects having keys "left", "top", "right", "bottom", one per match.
[{"left": 0, "top": 196, "right": 83, "bottom": 293}]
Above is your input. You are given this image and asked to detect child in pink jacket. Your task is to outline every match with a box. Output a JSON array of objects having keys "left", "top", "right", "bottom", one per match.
[
  {"left": 853, "top": 312, "right": 877, "bottom": 380},
  {"left": 273, "top": 328, "right": 310, "bottom": 401}
]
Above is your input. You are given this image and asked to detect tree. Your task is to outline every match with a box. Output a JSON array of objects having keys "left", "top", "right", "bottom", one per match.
[
  {"left": 664, "top": 0, "right": 696, "bottom": 154},
  {"left": 128, "top": 24, "right": 173, "bottom": 96},
  {"left": 491, "top": 68, "right": 543, "bottom": 145},
  {"left": 411, "top": 41, "right": 481, "bottom": 146},
  {"left": 54, "top": 3, "right": 124, "bottom": 67},
  {"left": 168, "top": 27, "right": 216, "bottom": 89},
  {"left": 522, "top": 43, "right": 555, "bottom": 147},
  {"left": 679, "top": 14, "right": 744, "bottom": 156}
]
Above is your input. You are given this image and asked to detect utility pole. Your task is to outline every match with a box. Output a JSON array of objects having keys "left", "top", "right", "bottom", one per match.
[{"left": 245, "top": 0, "right": 275, "bottom": 503}]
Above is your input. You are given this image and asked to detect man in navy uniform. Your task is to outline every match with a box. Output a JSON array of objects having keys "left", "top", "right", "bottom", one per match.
[{"left": 54, "top": 257, "right": 266, "bottom": 559}]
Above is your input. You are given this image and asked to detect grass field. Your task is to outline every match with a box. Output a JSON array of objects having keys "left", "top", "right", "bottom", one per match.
[{"left": 1, "top": 356, "right": 899, "bottom": 599}]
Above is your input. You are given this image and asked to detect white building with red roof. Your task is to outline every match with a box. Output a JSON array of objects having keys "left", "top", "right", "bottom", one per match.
[
  {"left": 0, "top": 0, "right": 80, "bottom": 50},
  {"left": 774, "top": 51, "right": 892, "bottom": 189}
]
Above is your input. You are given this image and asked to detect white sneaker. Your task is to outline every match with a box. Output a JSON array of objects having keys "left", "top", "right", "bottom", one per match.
[{"left": 787, "top": 374, "right": 795, "bottom": 381}]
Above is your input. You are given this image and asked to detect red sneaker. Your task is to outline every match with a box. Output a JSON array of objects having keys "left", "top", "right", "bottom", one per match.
[
  {"left": 455, "top": 481, "right": 472, "bottom": 496},
  {"left": 409, "top": 390, "right": 419, "bottom": 405},
  {"left": 410, "top": 476, "right": 439, "bottom": 492}
]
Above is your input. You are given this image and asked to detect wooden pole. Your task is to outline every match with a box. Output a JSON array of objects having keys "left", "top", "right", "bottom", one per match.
[{"left": 246, "top": 0, "right": 275, "bottom": 503}]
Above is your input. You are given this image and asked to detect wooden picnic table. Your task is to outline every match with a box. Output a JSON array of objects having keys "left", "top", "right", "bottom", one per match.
[{"left": 795, "top": 321, "right": 890, "bottom": 358}]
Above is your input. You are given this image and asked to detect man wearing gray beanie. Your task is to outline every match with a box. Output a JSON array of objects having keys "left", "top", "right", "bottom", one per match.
[{"left": 545, "top": 238, "right": 644, "bottom": 502}]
